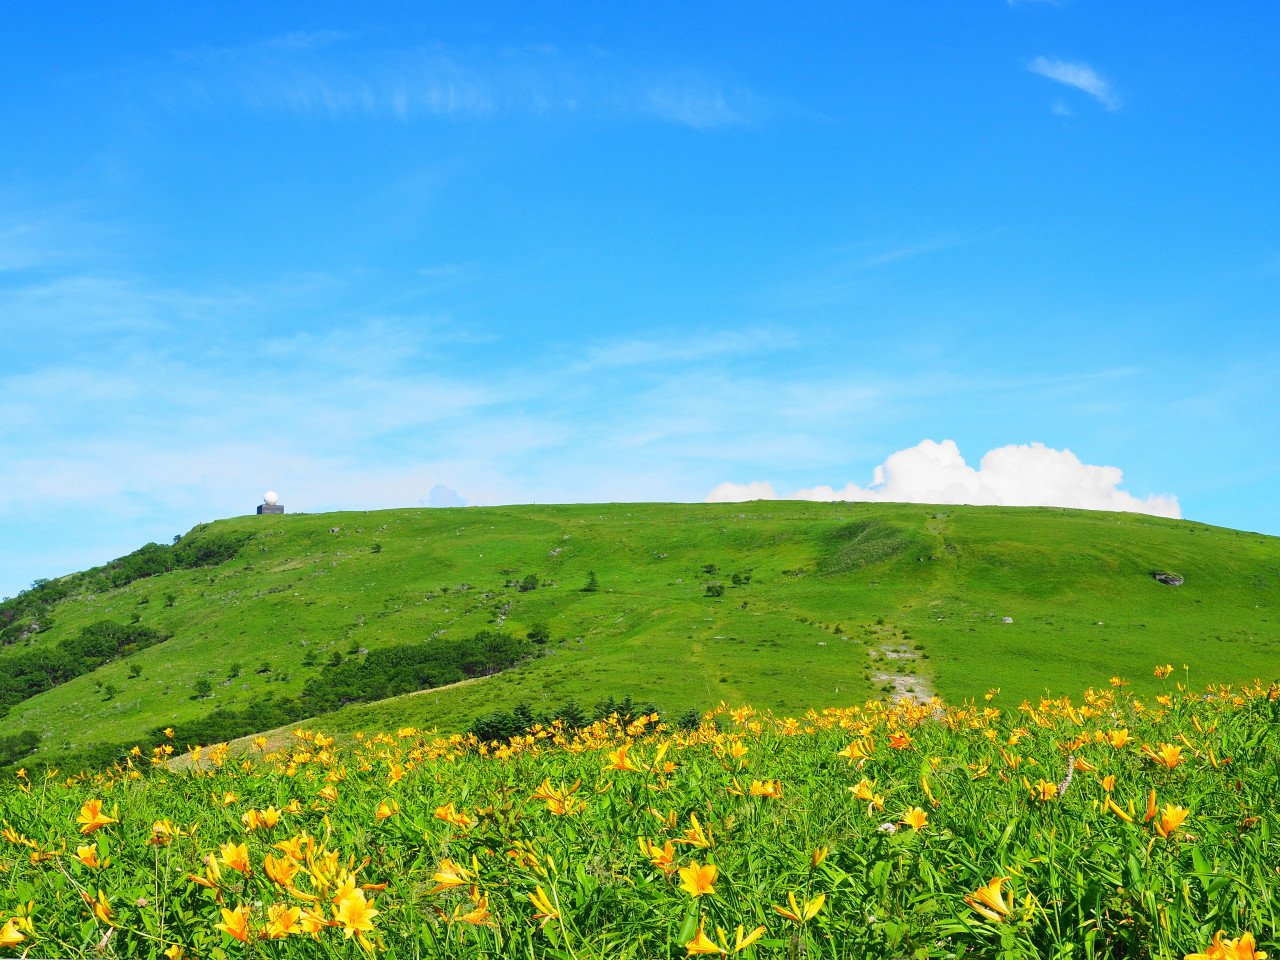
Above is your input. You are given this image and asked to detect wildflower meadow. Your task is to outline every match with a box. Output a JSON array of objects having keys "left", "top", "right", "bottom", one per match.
[{"left": 1, "top": 669, "right": 1275, "bottom": 959}]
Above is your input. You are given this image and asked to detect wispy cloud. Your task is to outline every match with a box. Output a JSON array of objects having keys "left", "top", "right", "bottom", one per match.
[
  {"left": 1028, "top": 57, "right": 1120, "bottom": 111},
  {"left": 571, "top": 329, "right": 794, "bottom": 373},
  {"left": 752, "top": 231, "right": 1002, "bottom": 310},
  {"left": 643, "top": 81, "right": 757, "bottom": 129},
  {"left": 160, "top": 34, "right": 772, "bottom": 130},
  {"left": 0, "top": 210, "right": 118, "bottom": 274}
]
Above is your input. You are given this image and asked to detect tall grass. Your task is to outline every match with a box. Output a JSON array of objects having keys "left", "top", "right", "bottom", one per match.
[{"left": 0, "top": 671, "right": 1275, "bottom": 958}]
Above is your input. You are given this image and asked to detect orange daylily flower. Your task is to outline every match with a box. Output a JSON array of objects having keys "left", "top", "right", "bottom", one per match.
[
  {"left": 263, "top": 904, "right": 303, "bottom": 940},
  {"left": 333, "top": 889, "right": 379, "bottom": 939},
  {"left": 732, "top": 924, "right": 767, "bottom": 952},
  {"left": 900, "top": 807, "right": 929, "bottom": 830},
  {"left": 299, "top": 908, "right": 332, "bottom": 934},
  {"left": 273, "top": 834, "right": 307, "bottom": 860},
  {"left": 220, "top": 841, "right": 251, "bottom": 873},
  {"left": 216, "top": 905, "right": 252, "bottom": 943},
  {"left": 639, "top": 837, "right": 679, "bottom": 874},
  {"left": 76, "top": 843, "right": 106, "bottom": 868},
  {"left": 0, "top": 919, "right": 26, "bottom": 948},
  {"left": 966, "top": 876, "right": 1013, "bottom": 923},
  {"left": 428, "top": 858, "right": 472, "bottom": 894},
  {"left": 434, "top": 802, "right": 474, "bottom": 829},
  {"left": 1185, "top": 930, "right": 1267, "bottom": 960},
  {"left": 77, "top": 799, "right": 117, "bottom": 834},
  {"left": 607, "top": 744, "right": 643, "bottom": 772},
  {"left": 679, "top": 860, "right": 718, "bottom": 898},
  {"left": 677, "top": 812, "right": 714, "bottom": 848},
  {"left": 749, "top": 779, "right": 782, "bottom": 798},
  {"left": 773, "top": 891, "right": 825, "bottom": 924},
  {"left": 1154, "top": 804, "right": 1190, "bottom": 839},
  {"left": 83, "top": 889, "right": 114, "bottom": 925},
  {"left": 448, "top": 892, "right": 494, "bottom": 927},
  {"left": 264, "top": 854, "right": 300, "bottom": 887},
  {"left": 686, "top": 921, "right": 728, "bottom": 955},
  {"left": 1028, "top": 779, "right": 1058, "bottom": 802},
  {"left": 527, "top": 886, "right": 560, "bottom": 926},
  {"left": 1142, "top": 743, "right": 1185, "bottom": 769},
  {"left": 837, "top": 737, "right": 874, "bottom": 762}
]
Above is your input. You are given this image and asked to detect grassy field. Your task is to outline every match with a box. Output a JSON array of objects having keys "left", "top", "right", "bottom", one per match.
[
  {"left": 1, "top": 501, "right": 1277, "bottom": 765},
  {"left": 0, "top": 674, "right": 1274, "bottom": 958}
]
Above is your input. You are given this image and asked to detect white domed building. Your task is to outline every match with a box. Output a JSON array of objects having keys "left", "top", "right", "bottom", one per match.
[{"left": 256, "top": 491, "right": 285, "bottom": 515}]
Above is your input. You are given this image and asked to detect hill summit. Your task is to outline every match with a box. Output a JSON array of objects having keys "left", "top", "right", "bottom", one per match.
[{"left": 1, "top": 501, "right": 1275, "bottom": 770}]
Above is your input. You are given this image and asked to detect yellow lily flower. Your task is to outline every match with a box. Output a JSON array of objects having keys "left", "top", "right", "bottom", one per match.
[
  {"left": 678, "top": 860, "right": 718, "bottom": 898},
  {"left": 773, "top": 891, "right": 825, "bottom": 924},
  {"left": 76, "top": 799, "right": 117, "bottom": 834},
  {"left": 965, "top": 876, "right": 1013, "bottom": 923}
]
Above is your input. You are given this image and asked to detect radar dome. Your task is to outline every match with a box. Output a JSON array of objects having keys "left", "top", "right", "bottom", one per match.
[{"left": 263, "top": 491, "right": 279, "bottom": 505}]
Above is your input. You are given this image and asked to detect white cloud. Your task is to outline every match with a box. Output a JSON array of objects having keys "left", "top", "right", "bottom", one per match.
[
  {"left": 643, "top": 82, "right": 753, "bottom": 129},
  {"left": 705, "top": 439, "right": 1180, "bottom": 518},
  {"left": 1027, "top": 57, "right": 1120, "bottom": 111},
  {"left": 162, "top": 36, "right": 770, "bottom": 131},
  {"left": 705, "top": 480, "right": 778, "bottom": 503}
]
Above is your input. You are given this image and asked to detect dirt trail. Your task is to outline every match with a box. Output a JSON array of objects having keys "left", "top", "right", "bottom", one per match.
[{"left": 864, "top": 621, "right": 937, "bottom": 706}]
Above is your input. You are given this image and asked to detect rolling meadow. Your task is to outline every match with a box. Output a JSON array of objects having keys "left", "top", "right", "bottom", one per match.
[{"left": 0, "top": 503, "right": 1277, "bottom": 957}]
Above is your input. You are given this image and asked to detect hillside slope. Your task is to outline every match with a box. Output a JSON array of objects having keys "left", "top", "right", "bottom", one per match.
[{"left": 1, "top": 501, "right": 1276, "bottom": 765}]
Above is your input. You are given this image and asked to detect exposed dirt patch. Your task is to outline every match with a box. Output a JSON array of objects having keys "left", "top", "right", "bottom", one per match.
[{"left": 862, "top": 621, "right": 937, "bottom": 706}]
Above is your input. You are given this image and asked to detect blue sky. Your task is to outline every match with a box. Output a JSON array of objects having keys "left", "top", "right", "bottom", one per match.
[{"left": 2, "top": 2, "right": 1278, "bottom": 598}]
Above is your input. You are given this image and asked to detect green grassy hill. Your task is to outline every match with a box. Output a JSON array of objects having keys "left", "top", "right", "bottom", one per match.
[{"left": 2, "top": 501, "right": 1276, "bottom": 766}]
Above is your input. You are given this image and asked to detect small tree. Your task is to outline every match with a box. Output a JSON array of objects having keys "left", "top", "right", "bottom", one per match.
[
  {"left": 518, "top": 574, "right": 539, "bottom": 593},
  {"left": 705, "top": 582, "right": 725, "bottom": 598},
  {"left": 192, "top": 678, "right": 213, "bottom": 699},
  {"left": 582, "top": 570, "right": 599, "bottom": 593},
  {"left": 555, "top": 699, "right": 588, "bottom": 728},
  {"left": 677, "top": 708, "right": 703, "bottom": 731}
]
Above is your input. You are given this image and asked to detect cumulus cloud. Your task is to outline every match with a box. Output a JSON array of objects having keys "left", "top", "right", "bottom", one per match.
[
  {"left": 705, "top": 440, "right": 1180, "bottom": 518},
  {"left": 1027, "top": 57, "right": 1120, "bottom": 111},
  {"left": 706, "top": 480, "right": 778, "bottom": 503}
]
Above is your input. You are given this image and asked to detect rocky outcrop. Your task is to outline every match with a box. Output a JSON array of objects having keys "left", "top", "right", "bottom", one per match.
[{"left": 1152, "top": 571, "right": 1185, "bottom": 586}]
